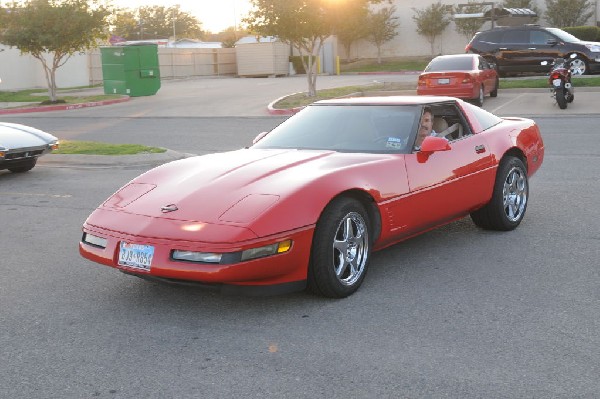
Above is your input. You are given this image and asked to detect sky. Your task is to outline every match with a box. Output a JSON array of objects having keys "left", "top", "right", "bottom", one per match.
[{"left": 113, "top": 0, "right": 253, "bottom": 33}]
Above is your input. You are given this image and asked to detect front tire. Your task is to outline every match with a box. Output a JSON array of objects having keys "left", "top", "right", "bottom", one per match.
[
  {"left": 308, "top": 197, "right": 371, "bottom": 298},
  {"left": 569, "top": 56, "right": 588, "bottom": 75},
  {"left": 470, "top": 157, "right": 529, "bottom": 231},
  {"left": 8, "top": 158, "right": 37, "bottom": 173},
  {"left": 556, "top": 87, "right": 567, "bottom": 109}
]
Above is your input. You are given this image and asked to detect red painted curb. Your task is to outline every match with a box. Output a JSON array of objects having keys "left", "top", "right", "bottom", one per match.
[
  {"left": 0, "top": 96, "right": 130, "bottom": 115},
  {"left": 267, "top": 93, "right": 306, "bottom": 116}
]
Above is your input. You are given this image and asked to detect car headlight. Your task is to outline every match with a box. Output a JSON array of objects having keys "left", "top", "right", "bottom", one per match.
[
  {"left": 585, "top": 44, "right": 600, "bottom": 52},
  {"left": 171, "top": 240, "right": 292, "bottom": 264},
  {"left": 241, "top": 240, "right": 292, "bottom": 261},
  {"left": 49, "top": 140, "right": 60, "bottom": 151},
  {"left": 172, "top": 250, "right": 222, "bottom": 263},
  {"left": 82, "top": 233, "right": 108, "bottom": 249}
]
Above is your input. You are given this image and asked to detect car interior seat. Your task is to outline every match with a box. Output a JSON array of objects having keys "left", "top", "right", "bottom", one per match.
[{"left": 433, "top": 116, "right": 462, "bottom": 140}]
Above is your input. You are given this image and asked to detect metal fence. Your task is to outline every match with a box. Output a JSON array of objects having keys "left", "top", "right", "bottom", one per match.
[{"left": 88, "top": 47, "right": 237, "bottom": 85}]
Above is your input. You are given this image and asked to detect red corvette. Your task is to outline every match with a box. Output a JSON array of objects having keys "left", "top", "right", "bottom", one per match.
[
  {"left": 80, "top": 96, "right": 544, "bottom": 298},
  {"left": 417, "top": 54, "right": 499, "bottom": 106}
]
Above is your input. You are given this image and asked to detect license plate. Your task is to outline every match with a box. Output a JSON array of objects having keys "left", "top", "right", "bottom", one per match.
[
  {"left": 552, "top": 79, "right": 562, "bottom": 87},
  {"left": 438, "top": 78, "right": 450, "bottom": 84},
  {"left": 118, "top": 242, "right": 154, "bottom": 271}
]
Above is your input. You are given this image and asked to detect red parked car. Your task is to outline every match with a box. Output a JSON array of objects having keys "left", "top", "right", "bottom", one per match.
[
  {"left": 417, "top": 54, "right": 499, "bottom": 106},
  {"left": 80, "top": 96, "right": 544, "bottom": 298}
]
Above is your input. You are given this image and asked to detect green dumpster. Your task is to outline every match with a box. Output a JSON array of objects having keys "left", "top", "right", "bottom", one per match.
[{"left": 100, "top": 44, "right": 160, "bottom": 97}]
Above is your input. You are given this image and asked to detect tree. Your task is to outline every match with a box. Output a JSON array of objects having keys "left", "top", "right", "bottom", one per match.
[
  {"left": 205, "top": 26, "right": 250, "bottom": 48},
  {"left": 111, "top": 5, "right": 203, "bottom": 40},
  {"left": 544, "top": 0, "right": 593, "bottom": 27},
  {"left": 412, "top": 2, "right": 451, "bottom": 56},
  {"left": 332, "top": 0, "right": 370, "bottom": 62},
  {"left": 453, "top": 0, "right": 485, "bottom": 41},
  {"left": 0, "top": 0, "right": 111, "bottom": 103},
  {"left": 366, "top": 6, "right": 399, "bottom": 64},
  {"left": 244, "top": 0, "right": 381, "bottom": 97}
]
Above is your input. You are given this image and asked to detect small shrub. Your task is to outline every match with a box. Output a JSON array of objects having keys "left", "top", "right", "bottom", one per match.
[{"left": 563, "top": 26, "right": 600, "bottom": 41}]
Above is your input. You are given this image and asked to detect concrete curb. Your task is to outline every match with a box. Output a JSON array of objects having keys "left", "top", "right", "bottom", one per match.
[
  {"left": 267, "top": 92, "right": 306, "bottom": 116},
  {"left": 38, "top": 149, "right": 194, "bottom": 168},
  {"left": 0, "top": 96, "right": 130, "bottom": 115}
]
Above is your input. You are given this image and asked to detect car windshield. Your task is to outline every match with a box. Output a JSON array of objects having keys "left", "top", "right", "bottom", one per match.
[
  {"left": 425, "top": 57, "right": 473, "bottom": 72},
  {"left": 252, "top": 104, "right": 420, "bottom": 153},
  {"left": 546, "top": 28, "right": 580, "bottom": 43}
]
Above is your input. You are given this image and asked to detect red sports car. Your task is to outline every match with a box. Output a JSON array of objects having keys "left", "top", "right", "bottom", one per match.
[
  {"left": 417, "top": 54, "right": 499, "bottom": 106},
  {"left": 80, "top": 96, "right": 544, "bottom": 298}
]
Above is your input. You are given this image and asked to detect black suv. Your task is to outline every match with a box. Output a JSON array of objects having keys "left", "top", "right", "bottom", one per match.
[{"left": 466, "top": 25, "right": 600, "bottom": 75}]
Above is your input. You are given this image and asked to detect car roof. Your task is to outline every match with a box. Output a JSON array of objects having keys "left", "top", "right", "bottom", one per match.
[
  {"left": 479, "top": 24, "right": 543, "bottom": 33},
  {"left": 431, "top": 54, "right": 477, "bottom": 60},
  {"left": 313, "top": 96, "right": 460, "bottom": 106}
]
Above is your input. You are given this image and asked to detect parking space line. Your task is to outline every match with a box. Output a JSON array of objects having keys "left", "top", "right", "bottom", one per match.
[
  {"left": 489, "top": 92, "right": 528, "bottom": 114},
  {"left": 0, "top": 192, "right": 72, "bottom": 198}
]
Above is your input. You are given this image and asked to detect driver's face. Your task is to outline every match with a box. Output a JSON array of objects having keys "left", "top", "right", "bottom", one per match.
[{"left": 416, "top": 111, "right": 433, "bottom": 146}]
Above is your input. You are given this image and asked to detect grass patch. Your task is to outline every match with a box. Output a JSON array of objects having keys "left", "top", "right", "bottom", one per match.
[
  {"left": 273, "top": 82, "right": 414, "bottom": 109},
  {"left": 0, "top": 86, "right": 119, "bottom": 104},
  {"left": 341, "top": 57, "right": 430, "bottom": 73},
  {"left": 54, "top": 140, "right": 166, "bottom": 155},
  {"left": 500, "top": 76, "right": 600, "bottom": 89}
]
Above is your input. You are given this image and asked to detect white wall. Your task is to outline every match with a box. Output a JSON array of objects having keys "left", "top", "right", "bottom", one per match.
[{"left": 0, "top": 44, "right": 91, "bottom": 91}]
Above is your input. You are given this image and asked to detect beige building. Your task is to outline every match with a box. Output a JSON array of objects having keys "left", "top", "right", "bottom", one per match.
[{"left": 342, "top": 0, "right": 600, "bottom": 59}]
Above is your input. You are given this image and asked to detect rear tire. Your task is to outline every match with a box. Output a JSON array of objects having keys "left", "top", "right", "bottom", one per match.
[
  {"left": 8, "top": 158, "right": 37, "bottom": 173},
  {"left": 490, "top": 77, "right": 499, "bottom": 97},
  {"left": 470, "top": 157, "right": 528, "bottom": 231},
  {"left": 556, "top": 88, "right": 567, "bottom": 109},
  {"left": 474, "top": 86, "right": 484, "bottom": 107},
  {"left": 307, "top": 197, "right": 371, "bottom": 298}
]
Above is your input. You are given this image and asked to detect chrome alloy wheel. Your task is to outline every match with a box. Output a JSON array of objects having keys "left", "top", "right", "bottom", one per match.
[
  {"left": 332, "top": 212, "right": 369, "bottom": 286},
  {"left": 569, "top": 58, "right": 586, "bottom": 75},
  {"left": 503, "top": 166, "right": 528, "bottom": 222}
]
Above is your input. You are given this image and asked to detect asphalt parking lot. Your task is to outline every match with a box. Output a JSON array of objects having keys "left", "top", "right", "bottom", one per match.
[{"left": 1, "top": 75, "right": 599, "bottom": 398}]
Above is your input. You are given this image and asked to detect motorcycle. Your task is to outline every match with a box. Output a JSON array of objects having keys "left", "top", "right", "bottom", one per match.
[{"left": 541, "top": 54, "right": 576, "bottom": 110}]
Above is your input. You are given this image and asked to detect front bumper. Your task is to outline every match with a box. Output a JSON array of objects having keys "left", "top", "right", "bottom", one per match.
[
  {"left": 80, "top": 223, "right": 315, "bottom": 295},
  {"left": 0, "top": 146, "right": 48, "bottom": 170}
]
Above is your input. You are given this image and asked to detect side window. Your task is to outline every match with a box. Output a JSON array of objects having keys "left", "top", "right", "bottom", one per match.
[
  {"left": 429, "top": 103, "right": 472, "bottom": 142},
  {"left": 479, "top": 57, "right": 489, "bottom": 70},
  {"left": 501, "top": 30, "right": 527, "bottom": 44},
  {"left": 530, "top": 30, "right": 554, "bottom": 45},
  {"left": 461, "top": 101, "right": 502, "bottom": 134},
  {"left": 479, "top": 30, "right": 502, "bottom": 44}
]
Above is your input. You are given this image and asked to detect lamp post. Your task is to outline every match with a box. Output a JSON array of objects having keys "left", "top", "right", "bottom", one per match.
[{"left": 172, "top": 6, "right": 178, "bottom": 43}]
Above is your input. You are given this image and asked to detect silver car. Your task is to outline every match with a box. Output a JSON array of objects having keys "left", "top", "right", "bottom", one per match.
[{"left": 0, "top": 122, "right": 59, "bottom": 173}]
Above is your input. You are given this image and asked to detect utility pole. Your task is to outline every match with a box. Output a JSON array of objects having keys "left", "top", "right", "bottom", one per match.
[{"left": 172, "top": 5, "right": 179, "bottom": 43}]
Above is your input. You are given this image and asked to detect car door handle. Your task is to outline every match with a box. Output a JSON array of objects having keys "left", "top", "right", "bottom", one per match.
[
  {"left": 475, "top": 145, "right": 486, "bottom": 154},
  {"left": 499, "top": 47, "right": 508, "bottom": 50},
  {"left": 528, "top": 47, "right": 537, "bottom": 50}
]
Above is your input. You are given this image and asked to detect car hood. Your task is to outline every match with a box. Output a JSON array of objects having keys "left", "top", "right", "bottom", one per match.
[
  {"left": 100, "top": 148, "right": 393, "bottom": 226},
  {"left": 0, "top": 122, "right": 57, "bottom": 149}
]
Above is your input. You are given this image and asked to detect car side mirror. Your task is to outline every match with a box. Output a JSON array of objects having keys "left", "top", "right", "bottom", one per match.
[
  {"left": 420, "top": 136, "right": 451, "bottom": 152},
  {"left": 252, "top": 131, "right": 269, "bottom": 144},
  {"left": 547, "top": 39, "right": 558, "bottom": 46}
]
